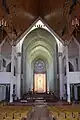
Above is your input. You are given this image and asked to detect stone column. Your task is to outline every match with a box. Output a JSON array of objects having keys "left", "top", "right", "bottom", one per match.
[
  {"left": 79, "top": 46, "right": 80, "bottom": 71},
  {"left": 0, "top": 45, "right": 2, "bottom": 71},
  {"left": 0, "top": 86, "right": 1, "bottom": 101},
  {"left": 74, "top": 85, "right": 78, "bottom": 100},
  {"left": 65, "top": 45, "right": 70, "bottom": 103},
  {"left": 0, "top": 85, "right": 3, "bottom": 100},
  {"left": 3, "top": 86, "right": 5, "bottom": 100},
  {"left": 10, "top": 45, "right": 15, "bottom": 102},
  {"left": 59, "top": 52, "right": 64, "bottom": 99},
  {"left": 16, "top": 52, "right": 21, "bottom": 99},
  {"left": 4, "top": 86, "right": 6, "bottom": 100},
  {"left": 10, "top": 83, "right": 13, "bottom": 102},
  {"left": 70, "top": 84, "right": 73, "bottom": 101}
]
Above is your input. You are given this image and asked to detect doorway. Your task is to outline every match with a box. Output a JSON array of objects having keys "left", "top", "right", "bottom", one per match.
[{"left": 34, "top": 73, "right": 46, "bottom": 93}]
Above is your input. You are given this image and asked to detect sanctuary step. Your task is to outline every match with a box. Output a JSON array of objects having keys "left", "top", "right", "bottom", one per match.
[
  {"left": 22, "top": 92, "right": 58, "bottom": 102},
  {"left": 34, "top": 99, "right": 47, "bottom": 105}
]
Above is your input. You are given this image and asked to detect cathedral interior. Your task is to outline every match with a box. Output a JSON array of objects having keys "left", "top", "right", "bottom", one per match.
[{"left": 0, "top": 0, "right": 80, "bottom": 119}]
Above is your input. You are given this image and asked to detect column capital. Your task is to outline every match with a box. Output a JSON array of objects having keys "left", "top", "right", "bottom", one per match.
[
  {"left": 11, "top": 40, "right": 16, "bottom": 46},
  {"left": 64, "top": 40, "right": 69, "bottom": 46}
]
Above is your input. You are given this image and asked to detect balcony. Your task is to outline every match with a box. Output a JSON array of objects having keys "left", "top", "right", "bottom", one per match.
[
  {"left": 0, "top": 72, "right": 16, "bottom": 84},
  {"left": 68, "top": 72, "right": 80, "bottom": 84}
]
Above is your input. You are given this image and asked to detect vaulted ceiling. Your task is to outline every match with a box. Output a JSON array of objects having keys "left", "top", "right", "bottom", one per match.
[{"left": 0, "top": 0, "right": 80, "bottom": 42}]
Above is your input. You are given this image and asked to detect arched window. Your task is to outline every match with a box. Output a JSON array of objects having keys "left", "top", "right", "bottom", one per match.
[
  {"left": 14, "top": 67, "right": 16, "bottom": 76},
  {"left": 64, "top": 62, "right": 74, "bottom": 75},
  {"left": 6, "top": 62, "right": 11, "bottom": 72},
  {"left": 3, "top": 59, "right": 6, "bottom": 67},
  {"left": 69, "top": 62, "right": 74, "bottom": 72},
  {"left": 34, "top": 59, "right": 46, "bottom": 73},
  {"left": 76, "top": 58, "right": 78, "bottom": 71}
]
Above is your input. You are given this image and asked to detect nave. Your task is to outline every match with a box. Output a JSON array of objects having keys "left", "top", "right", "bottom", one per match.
[
  {"left": 0, "top": 0, "right": 80, "bottom": 119},
  {"left": 0, "top": 100, "right": 80, "bottom": 120}
]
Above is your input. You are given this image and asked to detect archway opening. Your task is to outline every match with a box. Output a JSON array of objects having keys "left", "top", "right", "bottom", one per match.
[{"left": 21, "top": 28, "right": 58, "bottom": 96}]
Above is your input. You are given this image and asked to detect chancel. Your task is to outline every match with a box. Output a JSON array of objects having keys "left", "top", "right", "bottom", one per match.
[{"left": 22, "top": 26, "right": 58, "bottom": 96}]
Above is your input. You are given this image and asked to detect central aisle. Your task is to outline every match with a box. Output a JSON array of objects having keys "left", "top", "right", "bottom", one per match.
[{"left": 29, "top": 101, "right": 51, "bottom": 120}]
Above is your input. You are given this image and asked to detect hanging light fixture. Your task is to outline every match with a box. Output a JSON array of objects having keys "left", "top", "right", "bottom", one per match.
[
  {"left": 72, "top": 17, "right": 79, "bottom": 28},
  {"left": 0, "top": 17, "right": 7, "bottom": 42},
  {"left": 72, "top": 16, "right": 80, "bottom": 36},
  {"left": 0, "top": 17, "right": 7, "bottom": 27}
]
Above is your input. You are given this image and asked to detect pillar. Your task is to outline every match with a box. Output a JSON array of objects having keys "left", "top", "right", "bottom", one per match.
[
  {"left": 65, "top": 45, "right": 70, "bottom": 103},
  {"left": 0, "top": 85, "right": 3, "bottom": 100},
  {"left": 59, "top": 52, "right": 64, "bottom": 99},
  {"left": 0, "top": 86, "right": 1, "bottom": 101},
  {"left": 16, "top": 52, "right": 21, "bottom": 99},
  {"left": 74, "top": 85, "right": 78, "bottom": 100},
  {"left": 10, "top": 83, "right": 13, "bottom": 102},
  {"left": 4, "top": 86, "right": 6, "bottom": 100},
  {"left": 70, "top": 84, "right": 73, "bottom": 101},
  {"left": 10, "top": 45, "right": 15, "bottom": 102},
  {"left": 67, "top": 83, "right": 70, "bottom": 102},
  {"left": 3, "top": 86, "right": 5, "bottom": 100},
  {"left": 79, "top": 46, "right": 80, "bottom": 71},
  {"left": 0, "top": 45, "right": 2, "bottom": 71}
]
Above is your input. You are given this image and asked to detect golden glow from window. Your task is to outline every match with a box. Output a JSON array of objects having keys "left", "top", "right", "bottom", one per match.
[{"left": 34, "top": 73, "right": 46, "bottom": 93}]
